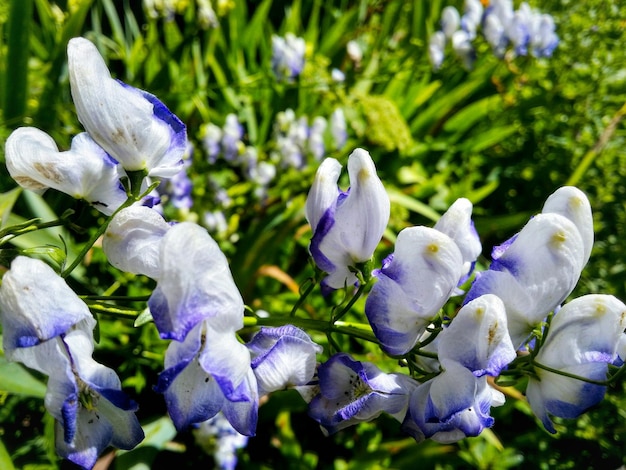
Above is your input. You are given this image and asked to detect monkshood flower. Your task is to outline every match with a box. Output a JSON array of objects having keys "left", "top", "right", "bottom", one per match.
[
  {"left": 193, "top": 412, "right": 249, "bottom": 470},
  {"left": 526, "top": 294, "right": 626, "bottom": 433},
  {"left": 148, "top": 222, "right": 244, "bottom": 341},
  {"left": 465, "top": 187, "right": 592, "bottom": 349},
  {"left": 155, "top": 318, "right": 259, "bottom": 436},
  {"left": 433, "top": 197, "right": 482, "bottom": 286},
  {"left": 4, "top": 128, "right": 126, "bottom": 215},
  {"left": 452, "top": 29, "right": 475, "bottom": 70},
  {"left": 271, "top": 33, "right": 306, "bottom": 81},
  {"left": 437, "top": 294, "right": 516, "bottom": 377},
  {"left": 461, "top": 0, "right": 483, "bottom": 40},
  {"left": 103, "top": 205, "right": 171, "bottom": 279},
  {"left": 330, "top": 108, "right": 348, "bottom": 150},
  {"left": 221, "top": 114, "right": 244, "bottom": 162},
  {"left": 68, "top": 37, "right": 186, "bottom": 178},
  {"left": 441, "top": 6, "right": 460, "bottom": 39},
  {"left": 364, "top": 226, "right": 464, "bottom": 356},
  {"left": 0, "top": 257, "right": 144, "bottom": 469},
  {"left": 246, "top": 325, "right": 323, "bottom": 397},
  {"left": 428, "top": 31, "right": 447, "bottom": 71},
  {"left": 305, "top": 148, "right": 390, "bottom": 291},
  {"left": 402, "top": 361, "right": 505, "bottom": 443},
  {"left": 308, "top": 116, "right": 327, "bottom": 161},
  {"left": 201, "top": 122, "right": 223, "bottom": 164},
  {"left": 308, "top": 353, "right": 416, "bottom": 435}
]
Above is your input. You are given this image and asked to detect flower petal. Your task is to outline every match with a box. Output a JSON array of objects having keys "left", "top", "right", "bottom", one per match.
[
  {"left": 68, "top": 37, "right": 186, "bottom": 177},
  {"left": 103, "top": 205, "right": 171, "bottom": 278},
  {"left": 148, "top": 222, "right": 244, "bottom": 341},
  {"left": 365, "top": 226, "right": 464, "bottom": 355}
]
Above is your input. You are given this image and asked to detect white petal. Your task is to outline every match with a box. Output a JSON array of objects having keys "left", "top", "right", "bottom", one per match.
[
  {"left": 148, "top": 222, "right": 244, "bottom": 341},
  {"left": 103, "top": 206, "right": 171, "bottom": 278},
  {"left": 4, "top": 128, "right": 126, "bottom": 214},
  {"left": 305, "top": 157, "right": 341, "bottom": 231},
  {"left": 68, "top": 37, "right": 185, "bottom": 176},
  {"left": 542, "top": 186, "right": 593, "bottom": 265},
  {"left": 332, "top": 148, "right": 390, "bottom": 262},
  {"left": 0, "top": 257, "right": 94, "bottom": 356}
]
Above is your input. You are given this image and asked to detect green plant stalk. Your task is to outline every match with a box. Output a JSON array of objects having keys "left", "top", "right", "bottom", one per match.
[
  {"left": 3, "top": 0, "right": 34, "bottom": 127},
  {"left": 61, "top": 170, "right": 151, "bottom": 278}
]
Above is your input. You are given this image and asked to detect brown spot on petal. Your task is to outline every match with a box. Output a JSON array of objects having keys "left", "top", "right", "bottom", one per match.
[
  {"left": 34, "top": 162, "right": 64, "bottom": 184},
  {"left": 13, "top": 176, "right": 48, "bottom": 191}
]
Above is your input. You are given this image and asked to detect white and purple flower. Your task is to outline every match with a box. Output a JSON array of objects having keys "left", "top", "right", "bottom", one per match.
[{"left": 305, "top": 148, "right": 390, "bottom": 291}]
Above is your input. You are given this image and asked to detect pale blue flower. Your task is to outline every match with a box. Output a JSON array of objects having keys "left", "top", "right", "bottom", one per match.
[
  {"left": 441, "top": 6, "right": 461, "bottom": 39},
  {"left": 0, "top": 256, "right": 144, "bottom": 469},
  {"left": 526, "top": 294, "right": 626, "bottom": 433},
  {"left": 221, "top": 114, "right": 244, "bottom": 162},
  {"left": 103, "top": 205, "right": 171, "bottom": 279},
  {"left": 452, "top": 29, "right": 475, "bottom": 70},
  {"left": 365, "top": 226, "right": 464, "bottom": 356},
  {"left": 464, "top": 187, "right": 592, "bottom": 349},
  {"left": 329, "top": 108, "right": 347, "bottom": 150},
  {"left": 201, "top": 123, "right": 223, "bottom": 164},
  {"left": 271, "top": 33, "right": 306, "bottom": 81},
  {"left": 461, "top": 0, "right": 483, "bottom": 40},
  {"left": 434, "top": 197, "right": 482, "bottom": 285},
  {"left": 308, "top": 353, "right": 416, "bottom": 435},
  {"left": 437, "top": 294, "right": 516, "bottom": 377},
  {"left": 148, "top": 222, "right": 244, "bottom": 341},
  {"left": 428, "top": 31, "right": 447, "bottom": 71},
  {"left": 155, "top": 319, "right": 258, "bottom": 435},
  {"left": 308, "top": 116, "right": 327, "bottom": 160},
  {"left": 305, "top": 148, "right": 390, "bottom": 291},
  {"left": 4, "top": 128, "right": 126, "bottom": 215},
  {"left": 68, "top": 37, "right": 186, "bottom": 177},
  {"left": 247, "top": 325, "right": 323, "bottom": 396},
  {"left": 402, "top": 361, "right": 505, "bottom": 443}
]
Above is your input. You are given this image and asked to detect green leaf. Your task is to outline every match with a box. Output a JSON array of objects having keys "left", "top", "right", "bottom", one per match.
[
  {"left": 0, "top": 187, "right": 21, "bottom": 227},
  {"left": 387, "top": 189, "right": 440, "bottom": 222},
  {"left": 460, "top": 125, "right": 518, "bottom": 153},
  {"left": 134, "top": 308, "right": 154, "bottom": 327},
  {"left": 0, "top": 437, "right": 16, "bottom": 470},
  {"left": 0, "top": 355, "right": 46, "bottom": 398}
]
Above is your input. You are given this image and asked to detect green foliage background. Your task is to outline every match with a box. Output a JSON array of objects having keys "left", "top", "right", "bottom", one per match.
[{"left": 0, "top": 0, "right": 625, "bottom": 468}]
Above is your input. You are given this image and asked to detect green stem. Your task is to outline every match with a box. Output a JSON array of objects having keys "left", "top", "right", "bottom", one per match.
[
  {"left": 61, "top": 172, "right": 154, "bottom": 278},
  {"left": 243, "top": 315, "right": 379, "bottom": 344},
  {"left": 531, "top": 359, "right": 612, "bottom": 386}
]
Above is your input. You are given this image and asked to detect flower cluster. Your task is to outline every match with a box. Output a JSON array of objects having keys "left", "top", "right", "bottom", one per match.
[
  {"left": 271, "top": 33, "right": 306, "bottom": 82},
  {"left": 2, "top": 30, "right": 625, "bottom": 470},
  {"left": 303, "top": 148, "right": 626, "bottom": 439},
  {"left": 429, "top": 0, "right": 559, "bottom": 70}
]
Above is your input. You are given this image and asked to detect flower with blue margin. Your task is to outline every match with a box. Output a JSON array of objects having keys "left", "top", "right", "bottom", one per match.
[
  {"left": 402, "top": 361, "right": 505, "bottom": 443},
  {"left": 0, "top": 256, "right": 143, "bottom": 469},
  {"left": 5, "top": 128, "right": 126, "bottom": 215},
  {"left": 464, "top": 187, "right": 591, "bottom": 349},
  {"left": 68, "top": 37, "right": 187, "bottom": 178},
  {"left": 305, "top": 148, "right": 390, "bottom": 291},
  {"left": 364, "top": 226, "right": 464, "bottom": 356},
  {"left": 308, "top": 353, "right": 416, "bottom": 435},
  {"left": 148, "top": 222, "right": 245, "bottom": 341},
  {"left": 438, "top": 294, "right": 516, "bottom": 377},
  {"left": 155, "top": 318, "right": 259, "bottom": 436},
  {"left": 526, "top": 294, "right": 626, "bottom": 433},
  {"left": 247, "top": 325, "right": 323, "bottom": 397}
]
